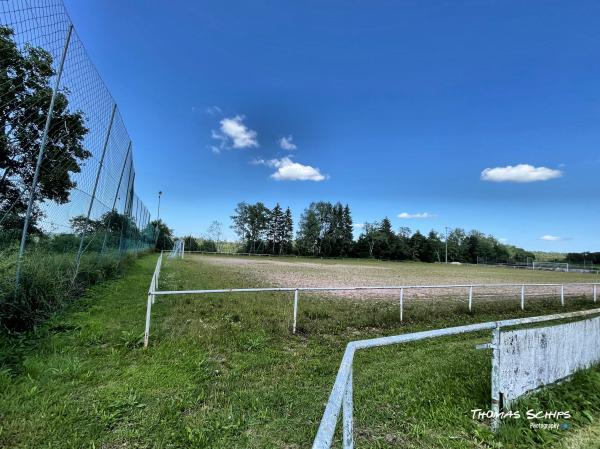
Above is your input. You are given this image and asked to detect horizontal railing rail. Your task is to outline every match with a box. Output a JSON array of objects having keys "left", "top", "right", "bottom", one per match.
[
  {"left": 143, "top": 252, "right": 599, "bottom": 347},
  {"left": 312, "top": 308, "right": 600, "bottom": 449}
]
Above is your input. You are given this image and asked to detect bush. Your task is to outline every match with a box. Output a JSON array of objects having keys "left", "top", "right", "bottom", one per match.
[{"left": 0, "top": 248, "right": 139, "bottom": 333}]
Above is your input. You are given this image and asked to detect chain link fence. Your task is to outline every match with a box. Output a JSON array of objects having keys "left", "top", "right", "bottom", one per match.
[{"left": 0, "top": 0, "right": 155, "bottom": 330}]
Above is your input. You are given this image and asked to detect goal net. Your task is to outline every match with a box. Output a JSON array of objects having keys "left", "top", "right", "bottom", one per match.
[
  {"left": 532, "top": 261, "right": 569, "bottom": 272},
  {"left": 169, "top": 239, "right": 184, "bottom": 259}
]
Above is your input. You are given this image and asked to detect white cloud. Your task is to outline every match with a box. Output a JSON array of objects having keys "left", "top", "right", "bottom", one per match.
[
  {"left": 279, "top": 135, "right": 297, "bottom": 151},
  {"left": 397, "top": 212, "right": 436, "bottom": 219},
  {"left": 254, "top": 157, "right": 327, "bottom": 181},
  {"left": 353, "top": 223, "right": 365, "bottom": 229},
  {"left": 211, "top": 115, "right": 258, "bottom": 152},
  {"left": 499, "top": 238, "right": 508, "bottom": 243},
  {"left": 540, "top": 235, "right": 562, "bottom": 241},
  {"left": 481, "top": 164, "right": 562, "bottom": 183},
  {"left": 205, "top": 105, "right": 222, "bottom": 115}
]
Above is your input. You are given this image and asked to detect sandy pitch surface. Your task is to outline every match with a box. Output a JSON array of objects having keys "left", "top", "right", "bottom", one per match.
[{"left": 193, "top": 255, "right": 597, "bottom": 302}]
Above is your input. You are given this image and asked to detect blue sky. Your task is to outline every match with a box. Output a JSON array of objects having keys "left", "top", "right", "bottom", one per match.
[{"left": 64, "top": 0, "right": 600, "bottom": 252}]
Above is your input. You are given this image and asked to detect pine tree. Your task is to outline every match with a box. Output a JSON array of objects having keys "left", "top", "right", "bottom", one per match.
[
  {"left": 341, "top": 204, "right": 354, "bottom": 256},
  {"left": 281, "top": 207, "right": 293, "bottom": 254},
  {"left": 268, "top": 203, "right": 283, "bottom": 254}
]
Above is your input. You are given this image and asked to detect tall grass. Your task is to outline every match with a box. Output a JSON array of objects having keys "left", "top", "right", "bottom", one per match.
[{"left": 0, "top": 246, "right": 140, "bottom": 332}]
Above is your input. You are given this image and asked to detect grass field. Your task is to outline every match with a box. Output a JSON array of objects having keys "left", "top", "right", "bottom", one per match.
[{"left": 1, "top": 253, "right": 600, "bottom": 448}]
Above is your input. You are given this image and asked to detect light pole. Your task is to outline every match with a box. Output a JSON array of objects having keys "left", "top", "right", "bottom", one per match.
[
  {"left": 154, "top": 191, "right": 163, "bottom": 247},
  {"left": 157, "top": 191, "right": 163, "bottom": 220}
]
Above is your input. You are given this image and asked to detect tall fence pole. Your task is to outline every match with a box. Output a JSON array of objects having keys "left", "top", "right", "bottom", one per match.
[
  {"left": 561, "top": 285, "right": 565, "bottom": 307},
  {"left": 118, "top": 159, "right": 134, "bottom": 254},
  {"left": 594, "top": 284, "right": 597, "bottom": 303},
  {"left": 15, "top": 25, "right": 73, "bottom": 286},
  {"left": 73, "top": 103, "right": 117, "bottom": 279},
  {"left": 101, "top": 141, "right": 131, "bottom": 254},
  {"left": 520, "top": 285, "right": 525, "bottom": 311}
]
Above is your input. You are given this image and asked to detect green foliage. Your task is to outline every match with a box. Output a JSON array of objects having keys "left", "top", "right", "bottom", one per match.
[
  {"left": 231, "top": 202, "right": 294, "bottom": 254},
  {"left": 0, "top": 26, "right": 90, "bottom": 232},
  {"left": 151, "top": 219, "right": 174, "bottom": 250},
  {"left": 296, "top": 202, "right": 353, "bottom": 257},
  {"left": 0, "top": 247, "right": 137, "bottom": 332}
]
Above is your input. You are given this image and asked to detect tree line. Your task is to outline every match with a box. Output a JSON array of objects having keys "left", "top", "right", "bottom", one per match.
[{"left": 225, "top": 201, "right": 536, "bottom": 263}]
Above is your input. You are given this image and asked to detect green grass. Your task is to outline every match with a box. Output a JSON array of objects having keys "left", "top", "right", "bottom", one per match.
[{"left": 1, "top": 254, "right": 599, "bottom": 448}]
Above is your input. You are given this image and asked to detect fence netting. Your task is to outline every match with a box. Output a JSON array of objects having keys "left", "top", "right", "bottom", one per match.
[{"left": 0, "top": 0, "right": 155, "bottom": 329}]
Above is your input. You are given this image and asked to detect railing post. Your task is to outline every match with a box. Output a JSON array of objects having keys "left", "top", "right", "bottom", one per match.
[
  {"left": 74, "top": 102, "right": 118, "bottom": 279},
  {"left": 293, "top": 289, "right": 299, "bottom": 334},
  {"left": 594, "top": 284, "right": 597, "bottom": 303},
  {"left": 490, "top": 322, "right": 502, "bottom": 431},
  {"left": 561, "top": 284, "right": 565, "bottom": 307},
  {"left": 520, "top": 285, "right": 525, "bottom": 311},
  {"left": 144, "top": 292, "right": 153, "bottom": 348},
  {"left": 15, "top": 25, "right": 73, "bottom": 287},
  {"left": 343, "top": 367, "right": 354, "bottom": 449},
  {"left": 468, "top": 286, "right": 473, "bottom": 312},
  {"left": 399, "top": 287, "right": 404, "bottom": 322}
]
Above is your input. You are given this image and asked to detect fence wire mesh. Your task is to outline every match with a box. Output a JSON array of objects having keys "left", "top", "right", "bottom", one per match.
[{"left": 0, "top": 0, "right": 154, "bottom": 330}]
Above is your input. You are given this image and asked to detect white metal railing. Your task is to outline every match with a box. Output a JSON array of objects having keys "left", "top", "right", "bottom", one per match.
[
  {"left": 311, "top": 308, "right": 600, "bottom": 449},
  {"left": 144, "top": 251, "right": 163, "bottom": 347},
  {"left": 142, "top": 253, "right": 600, "bottom": 348}
]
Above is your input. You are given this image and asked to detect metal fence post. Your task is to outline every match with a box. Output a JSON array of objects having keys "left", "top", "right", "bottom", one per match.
[
  {"left": 293, "top": 289, "right": 299, "bottom": 334},
  {"left": 101, "top": 141, "right": 132, "bottom": 254},
  {"left": 343, "top": 366, "right": 354, "bottom": 449},
  {"left": 594, "top": 284, "right": 597, "bottom": 303},
  {"left": 521, "top": 285, "right": 525, "bottom": 310},
  {"left": 15, "top": 25, "right": 73, "bottom": 286},
  {"left": 144, "top": 292, "right": 153, "bottom": 348},
  {"left": 73, "top": 103, "right": 117, "bottom": 279},
  {"left": 400, "top": 287, "right": 404, "bottom": 322},
  {"left": 468, "top": 286, "right": 473, "bottom": 312},
  {"left": 490, "top": 323, "right": 502, "bottom": 431},
  {"left": 561, "top": 284, "right": 565, "bottom": 307}
]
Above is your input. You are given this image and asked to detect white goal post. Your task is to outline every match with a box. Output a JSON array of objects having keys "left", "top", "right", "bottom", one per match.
[
  {"left": 532, "top": 261, "right": 569, "bottom": 272},
  {"left": 169, "top": 239, "right": 185, "bottom": 259}
]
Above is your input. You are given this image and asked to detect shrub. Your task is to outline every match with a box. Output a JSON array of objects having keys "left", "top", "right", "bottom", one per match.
[{"left": 0, "top": 248, "right": 140, "bottom": 333}]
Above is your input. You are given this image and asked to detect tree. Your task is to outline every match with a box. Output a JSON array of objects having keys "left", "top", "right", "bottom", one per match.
[
  {"left": 207, "top": 220, "right": 223, "bottom": 252},
  {"left": 361, "top": 221, "right": 380, "bottom": 258},
  {"left": 267, "top": 203, "right": 284, "bottom": 254},
  {"left": 409, "top": 231, "right": 427, "bottom": 261},
  {"left": 70, "top": 215, "right": 100, "bottom": 235},
  {"left": 422, "top": 230, "right": 442, "bottom": 263},
  {"left": 340, "top": 205, "right": 354, "bottom": 256},
  {"left": 230, "top": 202, "right": 270, "bottom": 253},
  {"left": 0, "top": 26, "right": 90, "bottom": 232},
  {"left": 281, "top": 207, "right": 294, "bottom": 254},
  {"left": 182, "top": 235, "right": 200, "bottom": 252},
  {"left": 296, "top": 208, "right": 321, "bottom": 256},
  {"left": 150, "top": 219, "right": 174, "bottom": 250},
  {"left": 372, "top": 217, "right": 396, "bottom": 259}
]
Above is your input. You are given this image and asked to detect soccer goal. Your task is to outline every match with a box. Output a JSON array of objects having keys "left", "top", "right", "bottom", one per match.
[
  {"left": 532, "top": 261, "right": 569, "bottom": 272},
  {"left": 168, "top": 239, "right": 185, "bottom": 259}
]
